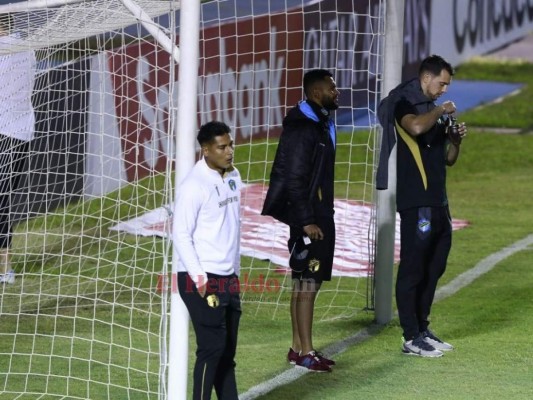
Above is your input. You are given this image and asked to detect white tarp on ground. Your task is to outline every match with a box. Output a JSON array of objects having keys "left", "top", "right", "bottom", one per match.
[{"left": 110, "top": 184, "right": 469, "bottom": 277}]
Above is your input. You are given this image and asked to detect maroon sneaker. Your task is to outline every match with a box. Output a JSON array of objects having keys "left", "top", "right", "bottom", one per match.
[
  {"left": 287, "top": 348, "right": 300, "bottom": 364},
  {"left": 295, "top": 351, "right": 331, "bottom": 372},
  {"left": 314, "top": 350, "right": 336, "bottom": 366}
]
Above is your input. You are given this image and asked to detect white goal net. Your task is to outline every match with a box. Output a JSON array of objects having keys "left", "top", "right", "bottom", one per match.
[{"left": 0, "top": 0, "right": 385, "bottom": 398}]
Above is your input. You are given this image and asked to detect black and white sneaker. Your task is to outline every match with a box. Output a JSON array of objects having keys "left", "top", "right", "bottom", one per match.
[
  {"left": 422, "top": 329, "right": 454, "bottom": 351},
  {"left": 402, "top": 335, "right": 443, "bottom": 357}
]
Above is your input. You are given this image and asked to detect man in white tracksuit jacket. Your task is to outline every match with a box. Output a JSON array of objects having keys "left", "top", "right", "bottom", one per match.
[{"left": 175, "top": 121, "right": 242, "bottom": 400}]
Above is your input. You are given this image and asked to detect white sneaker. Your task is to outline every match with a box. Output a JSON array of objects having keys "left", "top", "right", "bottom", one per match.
[
  {"left": 402, "top": 335, "right": 443, "bottom": 357},
  {"left": 0, "top": 270, "right": 15, "bottom": 284},
  {"left": 422, "top": 330, "right": 454, "bottom": 351}
]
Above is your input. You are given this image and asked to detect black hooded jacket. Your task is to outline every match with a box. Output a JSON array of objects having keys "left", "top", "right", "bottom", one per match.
[
  {"left": 376, "top": 77, "right": 449, "bottom": 211},
  {"left": 261, "top": 100, "right": 336, "bottom": 227},
  {"left": 376, "top": 77, "right": 429, "bottom": 190}
]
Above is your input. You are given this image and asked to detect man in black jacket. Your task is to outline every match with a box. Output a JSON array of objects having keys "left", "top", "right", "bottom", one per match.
[
  {"left": 377, "top": 55, "right": 467, "bottom": 357},
  {"left": 262, "top": 69, "right": 338, "bottom": 372}
]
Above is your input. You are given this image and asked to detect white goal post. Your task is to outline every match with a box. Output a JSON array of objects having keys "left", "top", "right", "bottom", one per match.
[
  {"left": 0, "top": 0, "right": 392, "bottom": 398},
  {"left": 374, "top": 0, "right": 405, "bottom": 324}
]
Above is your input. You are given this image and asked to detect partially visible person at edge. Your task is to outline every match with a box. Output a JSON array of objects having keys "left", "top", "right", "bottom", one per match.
[
  {"left": 0, "top": 13, "right": 37, "bottom": 285},
  {"left": 262, "top": 69, "right": 339, "bottom": 372},
  {"left": 175, "top": 121, "right": 242, "bottom": 399},
  {"left": 376, "top": 54, "right": 467, "bottom": 357}
]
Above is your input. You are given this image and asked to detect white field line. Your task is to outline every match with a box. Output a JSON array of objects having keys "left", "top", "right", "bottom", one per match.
[
  {"left": 434, "top": 233, "right": 533, "bottom": 301},
  {"left": 239, "top": 233, "right": 533, "bottom": 400}
]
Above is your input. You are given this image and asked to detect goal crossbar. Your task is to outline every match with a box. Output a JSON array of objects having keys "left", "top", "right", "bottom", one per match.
[{"left": 0, "top": 0, "right": 180, "bottom": 56}]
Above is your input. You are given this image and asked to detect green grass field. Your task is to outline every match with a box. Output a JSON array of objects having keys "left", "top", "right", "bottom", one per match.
[{"left": 1, "top": 59, "right": 532, "bottom": 399}]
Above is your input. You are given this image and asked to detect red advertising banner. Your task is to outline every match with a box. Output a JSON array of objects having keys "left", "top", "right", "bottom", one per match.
[
  {"left": 198, "top": 8, "right": 304, "bottom": 141},
  {"left": 108, "top": 7, "right": 305, "bottom": 182},
  {"left": 108, "top": 43, "right": 176, "bottom": 182}
]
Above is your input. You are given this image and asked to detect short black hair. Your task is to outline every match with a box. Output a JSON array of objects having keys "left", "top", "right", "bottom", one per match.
[
  {"left": 197, "top": 121, "right": 231, "bottom": 146},
  {"left": 0, "top": 14, "right": 13, "bottom": 33},
  {"left": 303, "top": 69, "right": 333, "bottom": 98},
  {"left": 419, "top": 54, "right": 454, "bottom": 77}
]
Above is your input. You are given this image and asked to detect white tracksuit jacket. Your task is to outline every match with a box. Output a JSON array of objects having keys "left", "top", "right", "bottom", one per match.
[{"left": 174, "top": 157, "right": 242, "bottom": 287}]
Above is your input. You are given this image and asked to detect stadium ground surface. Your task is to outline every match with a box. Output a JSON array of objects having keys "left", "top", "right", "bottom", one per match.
[{"left": 240, "top": 233, "right": 533, "bottom": 399}]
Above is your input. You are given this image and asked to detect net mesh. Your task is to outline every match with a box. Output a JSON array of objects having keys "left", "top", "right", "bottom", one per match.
[
  {"left": 0, "top": 0, "right": 385, "bottom": 397},
  {"left": 0, "top": 0, "right": 179, "bottom": 54}
]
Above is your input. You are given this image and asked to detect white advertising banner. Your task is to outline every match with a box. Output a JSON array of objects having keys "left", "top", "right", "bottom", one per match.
[
  {"left": 431, "top": 0, "right": 533, "bottom": 66},
  {"left": 84, "top": 53, "right": 128, "bottom": 197}
]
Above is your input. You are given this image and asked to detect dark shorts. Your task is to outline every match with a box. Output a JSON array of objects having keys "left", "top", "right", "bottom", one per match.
[
  {"left": 288, "top": 217, "right": 335, "bottom": 284},
  {"left": 0, "top": 136, "right": 30, "bottom": 248}
]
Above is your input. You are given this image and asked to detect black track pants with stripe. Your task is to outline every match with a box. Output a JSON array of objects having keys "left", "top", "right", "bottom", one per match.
[
  {"left": 395, "top": 206, "right": 452, "bottom": 340},
  {"left": 178, "top": 272, "right": 241, "bottom": 400}
]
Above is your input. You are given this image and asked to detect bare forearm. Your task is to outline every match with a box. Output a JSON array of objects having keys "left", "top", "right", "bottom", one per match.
[
  {"left": 446, "top": 121, "right": 467, "bottom": 165},
  {"left": 401, "top": 101, "right": 456, "bottom": 136},
  {"left": 446, "top": 142, "right": 460, "bottom": 165}
]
